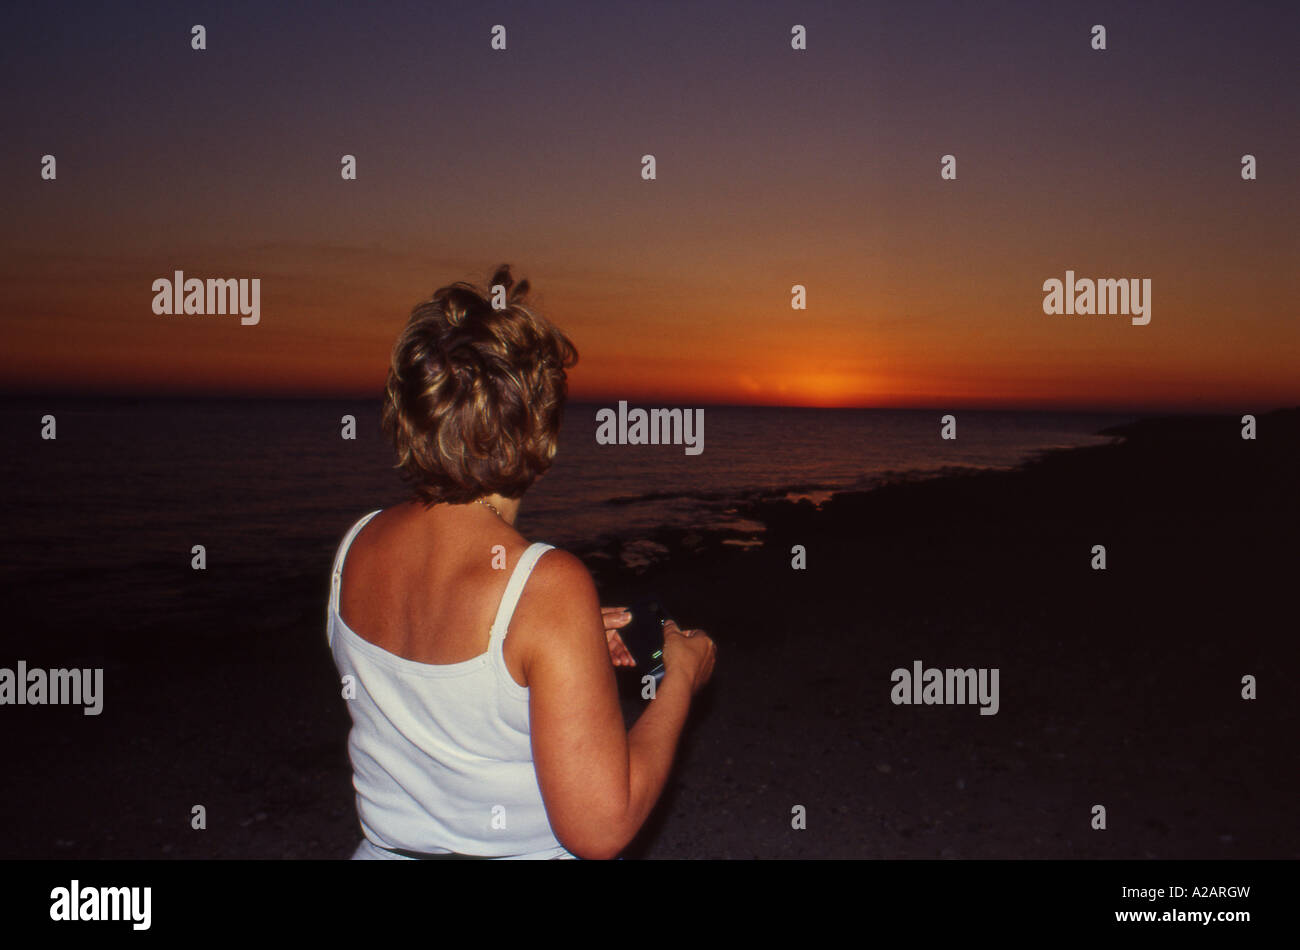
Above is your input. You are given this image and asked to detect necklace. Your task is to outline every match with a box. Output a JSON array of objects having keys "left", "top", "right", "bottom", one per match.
[{"left": 475, "top": 497, "right": 504, "bottom": 519}]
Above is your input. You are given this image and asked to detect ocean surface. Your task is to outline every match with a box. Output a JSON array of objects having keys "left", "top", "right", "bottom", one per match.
[{"left": 0, "top": 398, "right": 1134, "bottom": 635}]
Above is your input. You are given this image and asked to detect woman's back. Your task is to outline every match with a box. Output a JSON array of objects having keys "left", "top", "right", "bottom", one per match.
[
  {"left": 328, "top": 503, "right": 574, "bottom": 859},
  {"left": 328, "top": 263, "right": 715, "bottom": 860},
  {"left": 338, "top": 503, "right": 537, "bottom": 681}
]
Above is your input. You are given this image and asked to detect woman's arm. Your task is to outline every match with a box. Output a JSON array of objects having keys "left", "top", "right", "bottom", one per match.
[{"left": 521, "top": 550, "right": 697, "bottom": 860}]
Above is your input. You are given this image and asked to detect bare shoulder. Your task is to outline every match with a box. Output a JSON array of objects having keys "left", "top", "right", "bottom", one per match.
[
  {"left": 514, "top": 548, "right": 605, "bottom": 678},
  {"left": 529, "top": 547, "right": 597, "bottom": 596},
  {"left": 345, "top": 505, "right": 402, "bottom": 557},
  {"left": 521, "top": 548, "right": 601, "bottom": 627}
]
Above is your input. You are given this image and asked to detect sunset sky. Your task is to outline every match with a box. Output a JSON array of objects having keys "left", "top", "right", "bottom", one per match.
[{"left": 2, "top": 0, "right": 1296, "bottom": 411}]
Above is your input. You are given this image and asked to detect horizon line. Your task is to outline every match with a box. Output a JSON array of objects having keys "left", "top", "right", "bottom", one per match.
[{"left": 1, "top": 387, "right": 1294, "bottom": 418}]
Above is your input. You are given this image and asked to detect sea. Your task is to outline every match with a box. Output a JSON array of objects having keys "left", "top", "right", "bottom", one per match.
[{"left": 0, "top": 398, "right": 1135, "bottom": 639}]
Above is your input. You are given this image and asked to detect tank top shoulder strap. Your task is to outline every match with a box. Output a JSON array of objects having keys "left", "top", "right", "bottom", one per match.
[
  {"left": 488, "top": 542, "right": 555, "bottom": 645},
  {"left": 327, "top": 509, "right": 383, "bottom": 647}
]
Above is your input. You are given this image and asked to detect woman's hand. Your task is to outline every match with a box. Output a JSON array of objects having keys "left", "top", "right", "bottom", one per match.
[
  {"left": 661, "top": 620, "right": 716, "bottom": 695},
  {"left": 600, "top": 606, "right": 636, "bottom": 667}
]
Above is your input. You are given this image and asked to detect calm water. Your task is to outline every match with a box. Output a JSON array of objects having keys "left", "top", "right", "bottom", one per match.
[{"left": 0, "top": 398, "right": 1133, "bottom": 627}]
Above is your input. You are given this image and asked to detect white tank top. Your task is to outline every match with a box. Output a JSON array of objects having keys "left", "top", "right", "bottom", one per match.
[{"left": 327, "top": 509, "right": 574, "bottom": 859}]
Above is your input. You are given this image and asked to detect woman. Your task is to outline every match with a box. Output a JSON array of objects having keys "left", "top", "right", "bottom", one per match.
[{"left": 327, "top": 264, "right": 717, "bottom": 859}]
